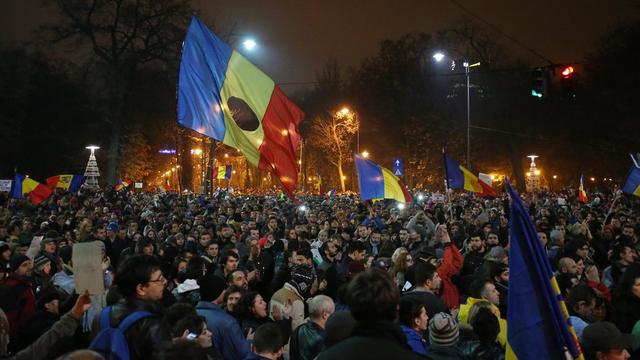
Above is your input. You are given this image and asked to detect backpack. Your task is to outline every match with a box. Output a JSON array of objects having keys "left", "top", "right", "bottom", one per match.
[{"left": 89, "top": 306, "right": 153, "bottom": 360}]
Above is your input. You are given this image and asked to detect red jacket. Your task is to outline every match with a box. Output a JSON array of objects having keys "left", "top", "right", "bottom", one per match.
[
  {"left": 437, "top": 243, "right": 463, "bottom": 309},
  {"left": 2, "top": 275, "right": 36, "bottom": 339}
]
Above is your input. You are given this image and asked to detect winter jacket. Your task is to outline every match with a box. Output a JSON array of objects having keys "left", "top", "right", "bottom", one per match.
[
  {"left": 457, "top": 297, "right": 507, "bottom": 348},
  {"left": 12, "top": 312, "right": 81, "bottom": 360},
  {"left": 1, "top": 275, "right": 35, "bottom": 340},
  {"left": 437, "top": 244, "right": 463, "bottom": 310},
  {"left": 94, "top": 299, "right": 170, "bottom": 360},
  {"left": 425, "top": 345, "right": 468, "bottom": 360},
  {"left": 458, "top": 340, "right": 504, "bottom": 360},
  {"left": 290, "top": 320, "right": 325, "bottom": 360},
  {"left": 196, "top": 301, "right": 251, "bottom": 360},
  {"left": 317, "top": 320, "right": 424, "bottom": 360},
  {"left": 270, "top": 283, "right": 305, "bottom": 331},
  {"left": 400, "top": 325, "right": 428, "bottom": 356}
]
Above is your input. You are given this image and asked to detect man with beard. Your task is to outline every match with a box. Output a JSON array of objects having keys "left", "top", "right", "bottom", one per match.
[
  {"left": 490, "top": 262, "right": 509, "bottom": 316},
  {"left": 317, "top": 241, "right": 340, "bottom": 299},
  {"left": 566, "top": 284, "right": 597, "bottom": 341}
]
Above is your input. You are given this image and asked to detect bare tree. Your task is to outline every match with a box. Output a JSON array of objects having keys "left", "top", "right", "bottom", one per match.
[
  {"left": 312, "top": 110, "right": 359, "bottom": 193},
  {"left": 44, "top": 0, "right": 192, "bottom": 184}
]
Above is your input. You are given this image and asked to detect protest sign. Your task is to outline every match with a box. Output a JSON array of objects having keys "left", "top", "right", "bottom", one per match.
[{"left": 72, "top": 241, "right": 105, "bottom": 295}]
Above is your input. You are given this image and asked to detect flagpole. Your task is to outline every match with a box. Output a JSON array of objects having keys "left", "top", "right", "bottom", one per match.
[{"left": 442, "top": 148, "right": 454, "bottom": 222}]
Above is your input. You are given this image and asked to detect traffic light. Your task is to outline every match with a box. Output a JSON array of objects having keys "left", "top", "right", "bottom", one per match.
[
  {"left": 559, "top": 65, "right": 576, "bottom": 99},
  {"left": 531, "top": 67, "right": 549, "bottom": 99}
]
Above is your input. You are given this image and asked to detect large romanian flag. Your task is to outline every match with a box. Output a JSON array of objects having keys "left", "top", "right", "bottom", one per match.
[
  {"left": 443, "top": 153, "right": 497, "bottom": 197},
  {"left": 623, "top": 166, "right": 640, "bottom": 197},
  {"left": 506, "top": 181, "right": 583, "bottom": 360},
  {"left": 10, "top": 174, "right": 53, "bottom": 205},
  {"left": 177, "top": 17, "right": 304, "bottom": 198},
  {"left": 46, "top": 175, "right": 85, "bottom": 192},
  {"left": 354, "top": 155, "right": 412, "bottom": 203}
]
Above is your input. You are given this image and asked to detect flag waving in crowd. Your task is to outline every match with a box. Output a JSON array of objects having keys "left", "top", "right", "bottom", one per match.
[
  {"left": 443, "top": 153, "right": 497, "bottom": 197},
  {"left": 623, "top": 165, "right": 640, "bottom": 197},
  {"left": 506, "top": 180, "right": 583, "bottom": 360},
  {"left": 114, "top": 179, "right": 130, "bottom": 192},
  {"left": 213, "top": 165, "right": 232, "bottom": 181},
  {"left": 177, "top": 16, "right": 304, "bottom": 199},
  {"left": 10, "top": 173, "right": 53, "bottom": 205},
  {"left": 578, "top": 175, "right": 589, "bottom": 203},
  {"left": 46, "top": 175, "right": 85, "bottom": 192},
  {"left": 354, "top": 154, "right": 412, "bottom": 203}
]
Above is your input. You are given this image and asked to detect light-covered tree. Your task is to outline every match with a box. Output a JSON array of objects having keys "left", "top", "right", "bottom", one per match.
[{"left": 312, "top": 109, "right": 359, "bottom": 192}]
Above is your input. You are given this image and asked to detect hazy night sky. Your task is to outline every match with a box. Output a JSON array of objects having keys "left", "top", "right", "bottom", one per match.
[{"left": 1, "top": 0, "right": 636, "bottom": 91}]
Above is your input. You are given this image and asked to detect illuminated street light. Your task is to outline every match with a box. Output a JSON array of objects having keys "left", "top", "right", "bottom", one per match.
[
  {"left": 342, "top": 176, "right": 347, "bottom": 180},
  {"left": 361, "top": 150, "right": 369, "bottom": 158},
  {"left": 553, "top": 175, "right": 558, "bottom": 179},
  {"left": 432, "top": 52, "right": 445, "bottom": 62},
  {"left": 243, "top": 39, "right": 257, "bottom": 51},
  {"left": 590, "top": 177, "right": 596, "bottom": 182},
  {"left": 224, "top": 153, "right": 229, "bottom": 158},
  {"left": 337, "top": 107, "right": 350, "bottom": 117}
]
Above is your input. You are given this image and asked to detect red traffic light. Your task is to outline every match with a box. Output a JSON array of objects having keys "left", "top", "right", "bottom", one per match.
[{"left": 561, "top": 66, "right": 574, "bottom": 78}]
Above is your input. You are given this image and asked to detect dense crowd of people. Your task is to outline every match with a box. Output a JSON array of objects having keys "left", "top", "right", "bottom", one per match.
[{"left": 0, "top": 185, "right": 638, "bottom": 359}]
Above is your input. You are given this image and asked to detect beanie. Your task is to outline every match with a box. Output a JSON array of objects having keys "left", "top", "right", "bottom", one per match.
[
  {"left": 34, "top": 255, "right": 51, "bottom": 272},
  {"left": 10, "top": 254, "right": 31, "bottom": 272},
  {"left": 429, "top": 312, "right": 459, "bottom": 346}
]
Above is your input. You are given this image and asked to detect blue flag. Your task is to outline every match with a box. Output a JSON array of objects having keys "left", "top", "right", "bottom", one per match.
[
  {"left": 506, "top": 181, "right": 583, "bottom": 360},
  {"left": 622, "top": 166, "right": 640, "bottom": 197}
]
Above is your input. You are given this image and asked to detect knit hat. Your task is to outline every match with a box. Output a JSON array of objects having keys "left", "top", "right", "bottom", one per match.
[
  {"left": 289, "top": 264, "right": 316, "bottom": 298},
  {"left": 107, "top": 222, "right": 119, "bottom": 232},
  {"left": 0, "top": 241, "right": 10, "bottom": 254},
  {"left": 34, "top": 255, "right": 51, "bottom": 272},
  {"left": 429, "top": 312, "right": 459, "bottom": 346},
  {"left": 10, "top": 254, "right": 31, "bottom": 272}
]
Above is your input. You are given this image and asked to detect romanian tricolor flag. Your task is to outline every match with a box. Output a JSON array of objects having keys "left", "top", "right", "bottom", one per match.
[
  {"left": 10, "top": 174, "right": 53, "bottom": 205},
  {"left": 46, "top": 175, "right": 85, "bottom": 192},
  {"left": 443, "top": 154, "right": 497, "bottom": 197},
  {"left": 506, "top": 181, "right": 583, "bottom": 360},
  {"left": 623, "top": 166, "right": 640, "bottom": 197},
  {"left": 115, "top": 179, "right": 130, "bottom": 192},
  {"left": 354, "top": 155, "right": 412, "bottom": 203},
  {"left": 177, "top": 17, "right": 304, "bottom": 198},
  {"left": 578, "top": 175, "right": 589, "bottom": 204},
  {"left": 325, "top": 189, "right": 336, "bottom": 199},
  {"left": 213, "top": 165, "right": 232, "bottom": 181}
]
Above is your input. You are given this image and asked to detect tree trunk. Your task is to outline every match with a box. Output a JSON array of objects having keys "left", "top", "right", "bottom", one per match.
[{"left": 338, "top": 156, "right": 346, "bottom": 193}]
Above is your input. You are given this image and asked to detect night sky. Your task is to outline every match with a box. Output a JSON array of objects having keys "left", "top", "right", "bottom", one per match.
[{"left": 0, "top": 0, "right": 634, "bottom": 91}]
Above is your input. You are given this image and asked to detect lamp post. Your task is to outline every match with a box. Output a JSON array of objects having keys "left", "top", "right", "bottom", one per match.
[{"left": 433, "top": 52, "right": 480, "bottom": 168}]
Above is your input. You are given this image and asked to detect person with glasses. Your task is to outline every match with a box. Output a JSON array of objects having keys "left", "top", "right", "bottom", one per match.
[{"left": 93, "top": 254, "right": 171, "bottom": 360}]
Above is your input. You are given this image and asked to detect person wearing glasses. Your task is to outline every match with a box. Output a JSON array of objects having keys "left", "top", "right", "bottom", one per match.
[{"left": 94, "top": 254, "right": 171, "bottom": 360}]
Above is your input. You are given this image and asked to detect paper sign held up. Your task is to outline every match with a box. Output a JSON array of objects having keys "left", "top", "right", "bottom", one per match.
[{"left": 72, "top": 241, "right": 105, "bottom": 295}]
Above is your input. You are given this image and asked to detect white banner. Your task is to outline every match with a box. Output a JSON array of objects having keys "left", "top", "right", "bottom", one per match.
[
  {"left": 0, "top": 180, "right": 12, "bottom": 192},
  {"left": 134, "top": 182, "right": 143, "bottom": 189}
]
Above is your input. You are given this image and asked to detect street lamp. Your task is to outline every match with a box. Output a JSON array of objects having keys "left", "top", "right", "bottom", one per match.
[
  {"left": 243, "top": 39, "right": 257, "bottom": 51},
  {"left": 433, "top": 52, "right": 480, "bottom": 168},
  {"left": 361, "top": 150, "right": 369, "bottom": 158}
]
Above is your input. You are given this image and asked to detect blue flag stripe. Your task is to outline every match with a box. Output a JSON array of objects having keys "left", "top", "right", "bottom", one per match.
[
  {"left": 354, "top": 156, "right": 385, "bottom": 201},
  {"left": 177, "top": 16, "right": 233, "bottom": 141},
  {"left": 507, "top": 181, "right": 581, "bottom": 359}
]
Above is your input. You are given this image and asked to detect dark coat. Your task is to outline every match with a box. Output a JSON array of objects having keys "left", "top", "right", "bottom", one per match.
[{"left": 317, "top": 320, "right": 424, "bottom": 360}]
